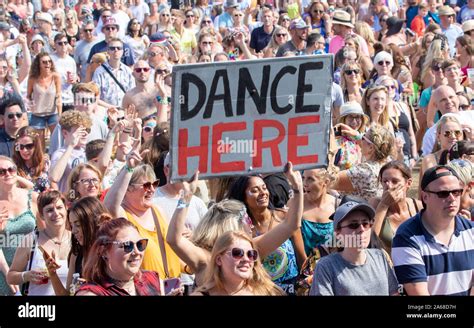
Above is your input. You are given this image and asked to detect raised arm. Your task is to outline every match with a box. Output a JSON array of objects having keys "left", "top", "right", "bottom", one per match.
[
  {"left": 254, "top": 162, "right": 304, "bottom": 258},
  {"left": 17, "top": 34, "right": 31, "bottom": 84},
  {"left": 95, "top": 121, "right": 125, "bottom": 175},
  {"left": 166, "top": 172, "right": 210, "bottom": 273}
]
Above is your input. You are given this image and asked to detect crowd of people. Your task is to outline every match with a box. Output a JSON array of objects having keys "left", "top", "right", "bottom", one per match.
[{"left": 0, "top": 0, "right": 472, "bottom": 296}]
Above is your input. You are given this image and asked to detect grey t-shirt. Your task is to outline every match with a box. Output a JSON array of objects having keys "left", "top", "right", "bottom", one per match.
[{"left": 309, "top": 248, "right": 399, "bottom": 296}]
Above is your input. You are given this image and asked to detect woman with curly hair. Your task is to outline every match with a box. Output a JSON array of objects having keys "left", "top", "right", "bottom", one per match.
[
  {"left": 194, "top": 231, "right": 285, "bottom": 295},
  {"left": 12, "top": 126, "right": 50, "bottom": 192}
]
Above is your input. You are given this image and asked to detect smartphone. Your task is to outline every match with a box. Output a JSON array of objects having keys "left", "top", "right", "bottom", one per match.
[
  {"left": 405, "top": 28, "right": 415, "bottom": 37},
  {"left": 334, "top": 126, "right": 342, "bottom": 137},
  {"left": 163, "top": 278, "right": 181, "bottom": 295}
]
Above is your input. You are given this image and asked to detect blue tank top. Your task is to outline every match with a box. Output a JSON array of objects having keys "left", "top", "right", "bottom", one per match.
[
  {"left": 261, "top": 238, "right": 298, "bottom": 286},
  {"left": 301, "top": 219, "right": 334, "bottom": 256}
]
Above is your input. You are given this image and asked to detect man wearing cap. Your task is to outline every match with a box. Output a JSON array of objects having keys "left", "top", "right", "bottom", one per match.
[
  {"left": 249, "top": 7, "right": 275, "bottom": 55},
  {"left": 392, "top": 165, "right": 474, "bottom": 295},
  {"left": 439, "top": 5, "right": 463, "bottom": 57},
  {"left": 462, "top": 19, "right": 474, "bottom": 41},
  {"left": 87, "top": 17, "right": 135, "bottom": 66},
  {"left": 92, "top": 38, "right": 135, "bottom": 107},
  {"left": 275, "top": 18, "right": 308, "bottom": 57},
  {"left": 421, "top": 85, "right": 474, "bottom": 156},
  {"left": 457, "top": 0, "right": 474, "bottom": 24},
  {"left": 74, "top": 21, "right": 99, "bottom": 82},
  {"left": 309, "top": 201, "right": 399, "bottom": 295},
  {"left": 30, "top": 34, "right": 45, "bottom": 58},
  {"left": 329, "top": 10, "right": 360, "bottom": 55},
  {"left": 218, "top": 0, "right": 240, "bottom": 35},
  {"left": 35, "top": 12, "right": 57, "bottom": 53}
]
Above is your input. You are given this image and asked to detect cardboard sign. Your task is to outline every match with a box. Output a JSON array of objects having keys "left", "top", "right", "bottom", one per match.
[{"left": 170, "top": 55, "right": 333, "bottom": 181}]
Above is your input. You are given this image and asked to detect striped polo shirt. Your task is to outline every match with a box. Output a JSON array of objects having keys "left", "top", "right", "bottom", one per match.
[{"left": 392, "top": 211, "right": 474, "bottom": 296}]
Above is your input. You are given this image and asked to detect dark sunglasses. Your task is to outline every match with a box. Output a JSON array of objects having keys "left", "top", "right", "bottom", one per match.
[
  {"left": 84, "top": 29, "right": 93, "bottom": 33},
  {"left": 443, "top": 130, "right": 463, "bottom": 138},
  {"left": 56, "top": 41, "right": 68, "bottom": 46},
  {"left": 17, "top": 143, "right": 34, "bottom": 151},
  {"left": 143, "top": 126, "right": 154, "bottom": 132},
  {"left": 156, "top": 69, "right": 170, "bottom": 75},
  {"left": 431, "top": 65, "right": 442, "bottom": 71},
  {"left": 117, "top": 116, "right": 125, "bottom": 121},
  {"left": 148, "top": 51, "right": 162, "bottom": 57},
  {"left": 202, "top": 20, "right": 212, "bottom": 24},
  {"left": 41, "top": 60, "right": 52, "bottom": 65},
  {"left": 313, "top": 10, "right": 323, "bottom": 13},
  {"left": 131, "top": 179, "right": 160, "bottom": 191},
  {"left": 276, "top": 33, "right": 287, "bottom": 37},
  {"left": 104, "top": 26, "right": 117, "bottom": 31},
  {"left": 186, "top": 14, "right": 194, "bottom": 18},
  {"left": 378, "top": 60, "right": 391, "bottom": 66},
  {"left": 340, "top": 220, "right": 374, "bottom": 230},
  {"left": 424, "top": 189, "right": 463, "bottom": 199},
  {"left": 7, "top": 113, "right": 23, "bottom": 119},
  {"left": 0, "top": 165, "right": 17, "bottom": 176},
  {"left": 108, "top": 46, "right": 123, "bottom": 51},
  {"left": 161, "top": 14, "right": 170, "bottom": 17},
  {"left": 227, "top": 247, "right": 259, "bottom": 262},
  {"left": 108, "top": 238, "right": 149, "bottom": 254},
  {"left": 76, "top": 97, "right": 96, "bottom": 105},
  {"left": 134, "top": 67, "right": 150, "bottom": 73},
  {"left": 344, "top": 69, "right": 360, "bottom": 75}
]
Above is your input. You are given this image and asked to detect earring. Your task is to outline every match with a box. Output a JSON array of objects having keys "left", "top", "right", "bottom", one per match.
[{"left": 102, "top": 255, "right": 108, "bottom": 260}]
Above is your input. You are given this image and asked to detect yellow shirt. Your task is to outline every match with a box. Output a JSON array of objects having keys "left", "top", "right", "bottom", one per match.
[
  {"left": 125, "top": 207, "right": 181, "bottom": 279},
  {"left": 287, "top": 3, "right": 300, "bottom": 20}
]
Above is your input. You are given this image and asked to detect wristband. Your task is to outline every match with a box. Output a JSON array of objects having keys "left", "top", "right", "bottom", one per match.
[
  {"left": 124, "top": 165, "right": 134, "bottom": 173},
  {"left": 176, "top": 198, "right": 190, "bottom": 209},
  {"left": 353, "top": 133, "right": 363, "bottom": 141},
  {"left": 21, "top": 271, "right": 26, "bottom": 283},
  {"left": 156, "top": 95, "right": 171, "bottom": 105}
]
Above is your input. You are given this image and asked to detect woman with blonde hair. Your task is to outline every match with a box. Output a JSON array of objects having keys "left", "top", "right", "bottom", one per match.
[
  {"left": 420, "top": 34, "right": 450, "bottom": 89},
  {"left": 262, "top": 26, "right": 289, "bottom": 58},
  {"left": 66, "top": 163, "right": 103, "bottom": 203},
  {"left": 354, "top": 21, "right": 375, "bottom": 57},
  {"left": 193, "top": 231, "right": 285, "bottom": 295},
  {"left": 344, "top": 34, "right": 373, "bottom": 80},
  {"left": 340, "top": 62, "right": 364, "bottom": 104},
  {"left": 331, "top": 125, "right": 395, "bottom": 201},
  {"left": 362, "top": 85, "right": 392, "bottom": 133}
]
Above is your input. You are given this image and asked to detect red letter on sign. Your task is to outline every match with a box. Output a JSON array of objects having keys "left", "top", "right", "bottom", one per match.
[
  {"left": 288, "top": 115, "right": 319, "bottom": 165},
  {"left": 178, "top": 127, "right": 209, "bottom": 175},
  {"left": 212, "top": 122, "right": 246, "bottom": 173},
  {"left": 252, "top": 119, "right": 285, "bottom": 168}
]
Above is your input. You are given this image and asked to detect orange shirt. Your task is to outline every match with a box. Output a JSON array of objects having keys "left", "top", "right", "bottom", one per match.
[{"left": 410, "top": 15, "right": 426, "bottom": 37}]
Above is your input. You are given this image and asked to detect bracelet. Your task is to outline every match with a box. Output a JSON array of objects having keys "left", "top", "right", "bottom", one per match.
[
  {"left": 21, "top": 271, "right": 26, "bottom": 283},
  {"left": 176, "top": 198, "right": 190, "bottom": 209},
  {"left": 156, "top": 95, "right": 171, "bottom": 105},
  {"left": 122, "top": 128, "right": 133, "bottom": 134},
  {"left": 352, "top": 133, "right": 363, "bottom": 141},
  {"left": 292, "top": 188, "right": 301, "bottom": 194},
  {"left": 124, "top": 165, "right": 134, "bottom": 173}
]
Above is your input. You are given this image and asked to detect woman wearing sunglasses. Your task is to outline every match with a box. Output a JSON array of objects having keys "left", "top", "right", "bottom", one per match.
[
  {"left": 304, "top": 2, "right": 331, "bottom": 39},
  {"left": 104, "top": 138, "right": 182, "bottom": 280},
  {"left": 420, "top": 115, "right": 466, "bottom": 195},
  {"left": 13, "top": 126, "right": 51, "bottom": 193},
  {"left": 124, "top": 18, "right": 150, "bottom": 62},
  {"left": 194, "top": 231, "right": 284, "bottom": 295},
  {"left": 340, "top": 62, "right": 364, "bottom": 104},
  {"left": 0, "top": 156, "right": 38, "bottom": 295},
  {"left": 309, "top": 201, "right": 399, "bottom": 295},
  {"left": 7, "top": 190, "right": 71, "bottom": 296},
  {"left": 262, "top": 26, "right": 289, "bottom": 58},
  {"left": 76, "top": 218, "right": 163, "bottom": 296},
  {"left": 369, "top": 161, "right": 423, "bottom": 254},
  {"left": 447, "top": 159, "right": 474, "bottom": 220},
  {"left": 66, "top": 163, "right": 103, "bottom": 204}
]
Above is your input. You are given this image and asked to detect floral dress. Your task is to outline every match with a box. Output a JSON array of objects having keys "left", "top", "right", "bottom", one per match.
[
  {"left": 20, "top": 158, "right": 51, "bottom": 193},
  {"left": 344, "top": 161, "right": 384, "bottom": 201},
  {"left": 336, "top": 136, "right": 362, "bottom": 170}
]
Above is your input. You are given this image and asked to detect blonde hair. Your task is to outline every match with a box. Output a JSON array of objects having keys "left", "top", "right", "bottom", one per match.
[
  {"left": 66, "top": 163, "right": 103, "bottom": 202},
  {"left": 191, "top": 199, "right": 248, "bottom": 251},
  {"left": 59, "top": 110, "right": 92, "bottom": 131},
  {"left": 129, "top": 164, "right": 156, "bottom": 186},
  {"left": 434, "top": 115, "right": 463, "bottom": 152},
  {"left": 366, "top": 124, "right": 394, "bottom": 161},
  {"left": 340, "top": 61, "right": 362, "bottom": 92},
  {"left": 421, "top": 39, "right": 448, "bottom": 82},
  {"left": 196, "top": 231, "right": 285, "bottom": 295},
  {"left": 362, "top": 86, "right": 390, "bottom": 127},
  {"left": 354, "top": 21, "right": 375, "bottom": 48}
]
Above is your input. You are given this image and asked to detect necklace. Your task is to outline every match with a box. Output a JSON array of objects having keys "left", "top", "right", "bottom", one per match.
[{"left": 42, "top": 229, "right": 67, "bottom": 246}]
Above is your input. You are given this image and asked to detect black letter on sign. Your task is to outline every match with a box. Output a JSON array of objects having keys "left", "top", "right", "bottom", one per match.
[
  {"left": 204, "top": 69, "right": 233, "bottom": 119},
  {"left": 180, "top": 73, "right": 206, "bottom": 121},
  {"left": 236, "top": 65, "right": 270, "bottom": 116},
  {"left": 295, "top": 61, "right": 323, "bottom": 113},
  {"left": 270, "top": 66, "right": 297, "bottom": 115}
]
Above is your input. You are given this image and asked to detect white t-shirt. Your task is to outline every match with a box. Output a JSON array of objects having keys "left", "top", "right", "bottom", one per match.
[
  {"left": 50, "top": 147, "right": 87, "bottom": 193},
  {"left": 422, "top": 111, "right": 474, "bottom": 156},
  {"left": 50, "top": 53, "right": 77, "bottom": 105},
  {"left": 112, "top": 10, "right": 131, "bottom": 39},
  {"left": 152, "top": 188, "right": 208, "bottom": 231},
  {"left": 130, "top": 2, "right": 150, "bottom": 25}
]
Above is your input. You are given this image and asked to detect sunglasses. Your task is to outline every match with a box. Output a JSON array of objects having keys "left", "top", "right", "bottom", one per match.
[
  {"left": 201, "top": 41, "right": 213, "bottom": 45},
  {"left": 276, "top": 33, "right": 287, "bottom": 37},
  {"left": 227, "top": 247, "right": 259, "bottom": 262},
  {"left": 282, "top": 17, "right": 290, "bottom": 21},
  {"left": 443, "top": 130, "right": 463, "bottom": 138},
  {"left": 186, "top": 14, "right": 194, "bottom": 18},
  {"left": 7, "top": 113, "right": 23, "bottom": 119},
  {"left": 76, "top": 97, "right": 96, "bottom": 105},
  {"left": 143, "top": 126, "right": 154, "bottom": 132},
  {"left": 383, "top": 84, "right": 396, "bottom": 90},
  {"left": 202, "top": 20, "right": 212, "bottom": 24},
  {"left": 78, "top": 177, "right": 100, "bottom": 185},
  {"left": 313, "top": 10, "right": 323, "bottom": 13},
  {"left": 41, "top": 60, "right": 52, "bottom": 65},
  {"left": 131, "top": 179, "right": 160, "bottom": 191},
  {"left": 148, "top": 51, "right": 162, "bottom": 57},
  {"left": 108, "top": 238, "right": 149, "bottom": 254},
  {"left": 344, "top": 69, "right": 360, "bottom": 75},
  {"left": 340, "top": 220, "right": 374, "bottom": 230},
  {"left": 424, "top": 189, "right": 463, "bottom": 199},
  {"left": 161, "top": 14, "right": 170, "bottom": 17},
  {"left": 108, "top": 46, "right": 123, "bottom": 51},
  {"left": 156, "top": 69, "right": 170, "bottom": 75},
  {"left": 117, "top": 116, "right": 125, "bottom": 121},
  {"left": 134, "top": 67, "right": 150, "bottom": 73},
  {"left": 84, "top": 29, "right": 93, "bottom": 32},
  {"left": 378, "top": 60, "right": 391, "bottom": 66},
  {"left": 460, "top": 104, "right": 471, "bottom": 110},
  {"left": 17, "top": 143, "right": 34, "bottom": 151},
  {"left": 104, "top": 26, "right": 117, "bottom": 31},
  {"left": 432, "top": 65, "right": 442, "bottom": 71},
  {"left": 0, "top": 165, "right": 17, "bottom": 176},
  {"left": 56, "top": 41, "right": 68, "bottom": 46},
  {"left": 234, "top": 14, "right": 243, "bottom": 17}
]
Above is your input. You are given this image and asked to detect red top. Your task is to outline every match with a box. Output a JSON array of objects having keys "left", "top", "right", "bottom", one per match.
[
  {"left": 410, "top": 16, "right": 426, "bottom": 37},
  {"left": 76, "top": 271, "right": 162, "bottom": 296}
]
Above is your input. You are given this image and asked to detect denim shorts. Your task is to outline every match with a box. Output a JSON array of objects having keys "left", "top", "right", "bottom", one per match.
[{"left": 29, "top": 113, "right": 59, "bottom": 129}]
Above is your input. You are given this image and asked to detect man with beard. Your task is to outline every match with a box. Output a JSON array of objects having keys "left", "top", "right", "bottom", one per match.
[
  {"left": 392, "top": 166, "right": 474, "bottom": 295},
  {"left": 276, "top": 18, "right": 309, "bottom": 57},
  {"left": 122, "top": 60, "right": 158, "bottom": 120}
]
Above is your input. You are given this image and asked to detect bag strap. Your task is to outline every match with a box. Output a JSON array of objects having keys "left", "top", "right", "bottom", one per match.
[
  {"left": 21, "top": 228, "right": 39, "bottom": 296},
  {"left": 150, "top": 207, "right": 170, "bottom": 279},
  {"left": 101, "top": 63, "right": 127, "bottom": 94}
]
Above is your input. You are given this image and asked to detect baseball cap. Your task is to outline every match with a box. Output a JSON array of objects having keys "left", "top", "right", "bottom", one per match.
[
  {"left": 290, "top": 18, "right": 309, "bottom": 30},
  {"left": 420, "top": 165, "right": 461, "bottom": 191},
  {"left": 331, "top": 201, "right": 375, "bottom": 230}
]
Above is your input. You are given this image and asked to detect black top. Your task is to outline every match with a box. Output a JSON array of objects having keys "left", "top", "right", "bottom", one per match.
[{"left": 0, "top": 128, "right": 16, "bottom": 157}]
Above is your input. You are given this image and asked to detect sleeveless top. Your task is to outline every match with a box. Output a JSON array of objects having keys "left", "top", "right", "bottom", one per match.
[
  {"left": 32, "top": 79, "right": 57, "bottom": 116},
  {"left": 76, "top": 270, "right": 162, "bottom": 296},
  {"left": 391, "top": 103, "right": 412, "bottom": 158},
  {"left": 27, "top": 243, "right": 69, "bottom": 295},
  {"left": 380, "top": 198, "right": 421, "bottom": 252},
  {"left": 0, "top": 190, "right": 36, "bottom": 295},
  {"left": 125, "top": 207, "right": 181, "bottom": 279}
]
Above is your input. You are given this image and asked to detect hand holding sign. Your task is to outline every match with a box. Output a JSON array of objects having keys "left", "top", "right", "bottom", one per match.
[{"left": 284, "top": 162, "right": 303, "bottom": 191}]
